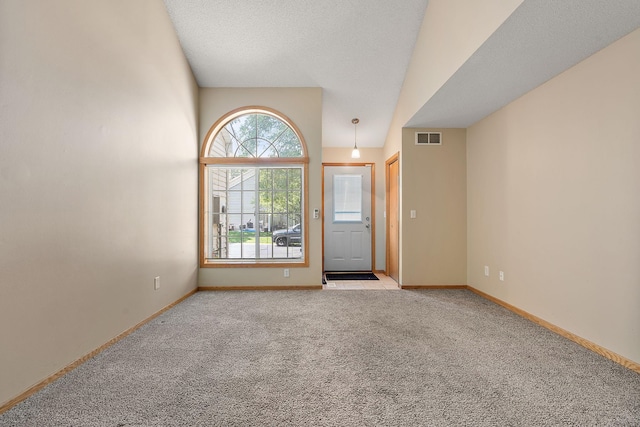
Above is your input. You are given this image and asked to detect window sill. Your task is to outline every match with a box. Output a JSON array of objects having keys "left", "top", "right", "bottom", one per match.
[{"left": 201, "top": 259, "right": 308, "bottom": 268}]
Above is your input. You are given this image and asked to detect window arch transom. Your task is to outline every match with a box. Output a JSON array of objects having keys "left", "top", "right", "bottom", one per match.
[{"left": 204, "top": 109, "right": 306, "bottom": 159}]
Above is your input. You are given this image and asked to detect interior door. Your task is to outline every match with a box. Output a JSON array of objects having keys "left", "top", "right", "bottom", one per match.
[
  {"left": 386, "top": 155, "right": 399, "bottom": 282},
  {"left": 323, "top": 165, "right": 372, "bottom": 271}
]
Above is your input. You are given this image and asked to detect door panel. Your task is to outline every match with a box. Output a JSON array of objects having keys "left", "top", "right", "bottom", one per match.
[
  {"left": 328, "top": 231, "right": 346, "bottom": 261},
  {"left": 324, "top": 165, "right": 372, "bottom": 271},
  {"left": 350, "top": 231, "right": 364, "bottom": 260}
]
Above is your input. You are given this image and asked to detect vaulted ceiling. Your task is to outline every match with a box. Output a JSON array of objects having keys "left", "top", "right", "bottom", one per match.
[{"left": 162, "top": 0, "right": 640, "bottom": 148}]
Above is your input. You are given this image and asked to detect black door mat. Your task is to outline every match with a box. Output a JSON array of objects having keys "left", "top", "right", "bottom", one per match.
[{"left": 325, "top": 272, "right": 379, "bottom": 281}]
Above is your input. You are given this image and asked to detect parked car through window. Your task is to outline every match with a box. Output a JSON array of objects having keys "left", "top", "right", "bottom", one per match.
[{"left": 272, "top": 224, "right": 301, "bottom": 246}]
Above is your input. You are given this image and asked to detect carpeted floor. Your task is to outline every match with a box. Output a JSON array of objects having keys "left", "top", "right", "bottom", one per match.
[{"left": 2, "top": 289, "right": 639, "bottom": 426}]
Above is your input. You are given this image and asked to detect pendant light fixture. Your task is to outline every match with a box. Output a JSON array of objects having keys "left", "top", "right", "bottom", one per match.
[{"left": 351, "top": 118, "right": 360, "bottom": 159}]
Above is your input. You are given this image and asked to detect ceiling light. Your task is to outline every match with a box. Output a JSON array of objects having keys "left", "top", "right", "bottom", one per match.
[{"left": 351, "top": 118, "right": 360, "bottom": 159}]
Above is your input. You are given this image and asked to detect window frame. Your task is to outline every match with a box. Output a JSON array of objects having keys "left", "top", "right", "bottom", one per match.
[{"left": 199, "top": 106, "right": 309, "bottom": 268}]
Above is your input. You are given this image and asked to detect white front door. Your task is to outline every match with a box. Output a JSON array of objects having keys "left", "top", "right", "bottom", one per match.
[{"left": 323, "top": 165, "right": 372, "bottom": 271}]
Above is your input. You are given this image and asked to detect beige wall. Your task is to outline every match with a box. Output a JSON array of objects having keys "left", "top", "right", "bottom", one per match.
[
  {"left": 467, "top": 28, "right": 640, "bottom": 363},
  {"left": 401, "top": 128, "right": 467, "bottom": 285},
  {"left": 382, "top": 0, "right": 519, "bottom": 287},
  {"left": 384, "top": 0, "right": 522, "bottom": 159},
  {"left": 0, "top": 0, "right": 199, "bottom": 406},
  {"left": 321, "top": 147, "right": 388, "bottom": 271},
  {"left": 198, "top": 88, "right": 323, "bottom": 287}
]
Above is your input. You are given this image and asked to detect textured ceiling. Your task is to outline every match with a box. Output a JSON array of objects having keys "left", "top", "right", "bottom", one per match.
[
  {"left": 163, "top": 0, "right": 640, "bottom": 148},
  {"left": 406, "top": 0, "right": 640, "bottom": 128},
  {"left": 162, "top": 0, "right": 429, "bottom": 148}
]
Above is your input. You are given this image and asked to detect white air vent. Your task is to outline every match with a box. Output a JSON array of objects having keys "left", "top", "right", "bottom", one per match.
[{"left": 415, "top": 132, "right": 441, "bottom": 146}]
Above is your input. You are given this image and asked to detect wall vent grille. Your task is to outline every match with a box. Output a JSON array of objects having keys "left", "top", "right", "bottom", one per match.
[{"left": 415, "top": 132, "right": 442, "bottom": 146}]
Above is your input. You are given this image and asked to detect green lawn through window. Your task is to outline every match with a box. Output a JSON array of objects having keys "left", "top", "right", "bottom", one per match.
[{"left": 227, "top": 230, "right": 273, "bottom": 244}]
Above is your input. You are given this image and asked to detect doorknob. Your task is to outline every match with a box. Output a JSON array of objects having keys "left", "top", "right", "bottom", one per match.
[{"left": 365, "top": 224, "right": 370, "bottom": 229}]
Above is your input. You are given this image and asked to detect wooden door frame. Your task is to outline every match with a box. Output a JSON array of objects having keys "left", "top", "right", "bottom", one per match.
[
  {"left": 322, "top": 162, "right": 375, "bottom": 272},
  {"left": 385, "top": 153, "right": 399, "bottom": 279}
]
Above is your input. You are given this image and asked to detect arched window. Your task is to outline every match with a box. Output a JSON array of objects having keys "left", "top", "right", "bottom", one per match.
[{"left": 199, "top": 107, "right": 309, "bottom": 267}]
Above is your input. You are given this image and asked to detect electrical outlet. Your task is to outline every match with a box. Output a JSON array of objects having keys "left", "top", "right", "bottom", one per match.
[
  {"left": 284, "top": 269, "right": 290, "bottom": 278},
  {"left": 154, "top": 276, "right": 160, "bottom": 290},
  {"left": 484, "top": 266, "right": 489, "bottom": 277},
  {"left": 499, "top": 271, "right": 504, "bottom": 281}
]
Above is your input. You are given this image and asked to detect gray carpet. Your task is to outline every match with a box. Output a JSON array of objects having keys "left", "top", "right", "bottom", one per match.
[{"left": 2, "top": 290, "right": 639, "bottom": 426}]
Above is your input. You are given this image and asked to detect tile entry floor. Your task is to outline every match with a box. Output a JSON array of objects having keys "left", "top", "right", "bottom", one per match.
[{"left": 322, "top": 272, "right": 400, "bottom": 290}]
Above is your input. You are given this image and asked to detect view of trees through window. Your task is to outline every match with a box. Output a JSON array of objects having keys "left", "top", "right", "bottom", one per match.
[
  {"left": 209, "top": 113, "right": 303, "bottom": 158},
  {"left": 202, "top": 110, "right": 306, "bottom": 264}
]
